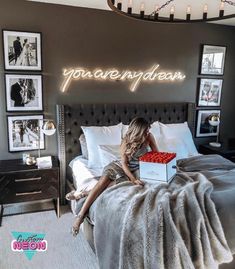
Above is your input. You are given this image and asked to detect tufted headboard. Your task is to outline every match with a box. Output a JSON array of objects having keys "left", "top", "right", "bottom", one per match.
[{"left": 56, "top": 103, "right": 196, "bottom": 203}]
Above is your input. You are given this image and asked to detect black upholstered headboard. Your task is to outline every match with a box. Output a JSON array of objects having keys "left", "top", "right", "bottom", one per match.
[{"left": 56, "top": 103, "right": 196, "bottom": 203}]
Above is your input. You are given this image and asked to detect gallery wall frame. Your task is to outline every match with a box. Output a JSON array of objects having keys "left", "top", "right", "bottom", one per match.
[
  {"left": 197, "top": 78, "right": 223, "bottom": 107},
  {"left": 196, "top": 109, "right": 221, "bottom": 138},
  {"left": 200, "top": 44, "right": 226, "bottom": 76},
  {"left": 7, "top": 115, "right": 45, "bottom": 152},
  {"left": 5, "top": 73, "right": 43, "bottom": 112},
  {"left": 2, "top": 30, "right": 42, "bottom": 71}
]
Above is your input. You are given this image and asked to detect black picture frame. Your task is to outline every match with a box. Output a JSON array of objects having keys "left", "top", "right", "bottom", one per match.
[
  {"left": 196, "top": 109, "right": 221, "bottom": 137},
  {"left": 197, "top": 78, "right": 223, "bottom": 107},
  {"left": 5, "top": 73, "right": 43, "bottom": 112},
  {"left": 7, "top": 115, "right": 45, "bottom": 152},
  {"left": 200, "top": 45, "right": 226, "bottom": 76},
  {"left": 2, "top": 29, "right": 42, "bottom": 71}
]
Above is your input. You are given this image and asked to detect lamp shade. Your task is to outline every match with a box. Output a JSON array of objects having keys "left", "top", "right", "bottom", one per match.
[
  {"left": 208, "top": 114, "right": 220, "bottom": 127},
  {"left": 42, "top": 120, "right": 56, "bottom": 136}
]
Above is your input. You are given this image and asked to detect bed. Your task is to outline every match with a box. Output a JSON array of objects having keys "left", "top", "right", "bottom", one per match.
[{"left": 56, "top": 103, "right": 235, "bottom": 269}]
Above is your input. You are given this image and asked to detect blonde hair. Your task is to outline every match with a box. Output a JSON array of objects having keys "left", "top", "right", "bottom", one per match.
[{"left": 121, "top": 117, "right": 150, "bottom": 160}]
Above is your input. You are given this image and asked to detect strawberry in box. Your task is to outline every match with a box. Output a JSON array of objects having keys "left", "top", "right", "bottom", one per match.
[{"left": 139, "top": 151, "right": 177, "bottom": 183}]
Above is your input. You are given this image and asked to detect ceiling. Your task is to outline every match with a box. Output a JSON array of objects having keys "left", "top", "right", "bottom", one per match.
[{"left": 29, "top": 0, "right": 235, "bottom": 26}]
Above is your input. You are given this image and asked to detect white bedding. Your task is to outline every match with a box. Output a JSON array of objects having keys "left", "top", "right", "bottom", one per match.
[{"left": 69, "top": 156, "right": 102, "bottom": 191}]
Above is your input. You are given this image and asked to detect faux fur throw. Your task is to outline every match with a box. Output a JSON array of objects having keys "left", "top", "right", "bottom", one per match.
[
  {"left": 92, "top": 171, "right": 233, "bottom": 269},
  {"left": 71, "top": 155, "right": 235, "bottom": 268}
]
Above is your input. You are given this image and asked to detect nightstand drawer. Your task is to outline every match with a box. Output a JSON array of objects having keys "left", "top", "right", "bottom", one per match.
[
  {"left": 0, "top": 170, "right": 59, "bottom": 204},
  {"left": 0, "top": 157, "right": 60, "bottom": 224}
]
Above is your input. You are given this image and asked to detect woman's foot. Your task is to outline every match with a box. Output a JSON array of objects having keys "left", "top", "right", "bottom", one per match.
[
  {"left": 71, "top": 214, "right": 84, "bottom": 237},
  {"left": 65, "top": 190, "right": 89, "bottom": 201}
]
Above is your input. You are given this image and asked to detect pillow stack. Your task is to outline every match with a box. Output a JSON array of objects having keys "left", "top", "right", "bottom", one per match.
[
  {"left": 81, "top": 123, "right": 122, "bottom": 169},
  {"left": 158, "top": 122, "right": 198, "bottom": 158},
  {"left": 140, "top": 120, "right": 198, "bottom": 160},
  {"left": 79, "top": 121, "right": 198, "bottom": 169}
]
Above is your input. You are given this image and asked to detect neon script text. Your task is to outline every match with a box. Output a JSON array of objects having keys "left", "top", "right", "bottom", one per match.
[{"left": 61, "top": 64, "right": 186, "bottom": 93}]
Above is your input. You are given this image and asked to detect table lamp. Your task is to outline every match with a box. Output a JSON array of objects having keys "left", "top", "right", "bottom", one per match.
[
  {"left": 38, "top": 119, "right": 56, "bottom": 158},
  {"left": 208, "top": 114, "right": 221, "bottom": 147}
]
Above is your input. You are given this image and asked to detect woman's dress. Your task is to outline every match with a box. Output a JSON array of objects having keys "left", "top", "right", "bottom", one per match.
[
  {"left": 102, "top": 143, "right": 148, "bottom": 183},
  {"left": 16, "top": 44, "right": 30, "bottom": 66}
]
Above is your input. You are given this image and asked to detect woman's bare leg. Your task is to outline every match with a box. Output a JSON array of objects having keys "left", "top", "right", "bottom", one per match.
[{"left": 72, "top": 175, "right": 112, "bottom": 236}]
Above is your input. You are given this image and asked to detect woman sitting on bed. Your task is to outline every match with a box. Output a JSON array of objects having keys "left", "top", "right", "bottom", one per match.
[{"left": 66, "top": 117, "right": 158, "bottom": 236}]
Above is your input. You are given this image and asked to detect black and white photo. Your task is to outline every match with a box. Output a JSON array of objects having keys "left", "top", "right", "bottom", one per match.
[
  {"left": 8, "top": 115, "right": 45, "bottom": 152},
  {"left": 5, "top": 74, "right": 43, "bottom": 111},
  {"left": 3, "top": 30, "right": 42, "bottom": 71},
  {"left": 198, "top": 78, "right": 223, "bottom": 107},
  {"left": 196, "top": 110, "right": 221, "bottom": 137},
  {"left": 200, "top": 45, "right": 226, "bottom": 75}
]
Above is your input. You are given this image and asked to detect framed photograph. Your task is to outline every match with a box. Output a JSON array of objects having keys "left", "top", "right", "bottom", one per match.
[
  {"left": 200, "top": 45, "right": 226, "bottom": 75},
  {"left": 5, "top": 74, "right": 43, "bottom": 112},
  {"left": 3, "top": 30, "right": 42, "bottom": 71},
  {"left": 197, "top": 78, "right": 223, "bottom": 107},
  {"left": 196, "top": 110, "right": 220, "bottom": 137},
  {"left": 7, "top": 115, "right": 45, "bottom": 152}
]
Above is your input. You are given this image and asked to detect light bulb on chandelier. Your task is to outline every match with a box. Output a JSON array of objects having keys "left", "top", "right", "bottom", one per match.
[{"left": 108, "top": 0, "right": 235, "bottom": 23}]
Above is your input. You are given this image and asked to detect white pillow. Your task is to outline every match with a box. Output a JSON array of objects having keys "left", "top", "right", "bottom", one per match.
[
  {"left": 159, "top": 122, "right": 198, "bottom": 157},
  {"left": 79, "top": 134, "right": 88, "bottom": 159},
  {"left": 122, "top": 124, "right": 129, "bottom": 138},
  {"left": 150, "top": 121, "right": 161, "bottom": 141},
  {"left": 81, "top": 123, "right": 122, "bottom": 168},
  {"left": 98, "top": 145, "right": 121, "bottom": 167},
  {"left": 157, "top": 136, "right": 188, "bottom": 160}
]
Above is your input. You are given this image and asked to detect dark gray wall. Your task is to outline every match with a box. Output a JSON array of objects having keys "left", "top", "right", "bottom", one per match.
[{"left": 0, "top": 0, "right": 235, "bottom": 160}]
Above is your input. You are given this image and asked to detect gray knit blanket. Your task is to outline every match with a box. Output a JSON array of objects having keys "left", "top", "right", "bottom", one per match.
[{"left": 76, "top": 155, "right": 235, "bottom": 269}]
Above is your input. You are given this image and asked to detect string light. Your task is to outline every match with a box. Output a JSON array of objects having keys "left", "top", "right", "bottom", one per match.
[
  {"left": 140, "top": 2, "right": 145, "bottom": 18},
  {"left": 117, "top": 0, "right": 122, "bottom": 10},
  {"left": 170, "top": 6, "right": 175, "bottom": 21},
  {"left": 186, "top": 5, "right": 191, "bottom": 20},
  {"left": 220, "top": 1, "right": 225, "bottom": 17},
  {"left": 203, "top": 4, "right": 208, "bottom": 20},
  {"left": 127, "top": 0, "right": 132, "bottom": 14}
]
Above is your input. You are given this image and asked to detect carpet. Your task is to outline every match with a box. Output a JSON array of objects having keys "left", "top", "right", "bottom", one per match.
[{"left": 0, "top": 205, "right": 98, "bottom": 269}]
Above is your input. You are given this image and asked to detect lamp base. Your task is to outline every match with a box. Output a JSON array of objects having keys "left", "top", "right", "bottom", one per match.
[{"left": 209, "top": 142, "right": 221, "bottom": 148}]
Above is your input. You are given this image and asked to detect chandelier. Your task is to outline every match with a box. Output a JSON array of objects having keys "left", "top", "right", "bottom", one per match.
[{"left": 107, "top": 0, "right": 235, "bottom": 23}]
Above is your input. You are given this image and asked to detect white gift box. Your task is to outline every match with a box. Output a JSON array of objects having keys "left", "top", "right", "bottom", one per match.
[{"left": 139, "top": 152, "right": 177, "bottom": 183}]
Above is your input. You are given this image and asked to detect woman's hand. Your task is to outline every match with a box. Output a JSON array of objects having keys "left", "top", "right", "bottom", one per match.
[{"left": 133, "top": 179, "right": 145, "bottom": 186}]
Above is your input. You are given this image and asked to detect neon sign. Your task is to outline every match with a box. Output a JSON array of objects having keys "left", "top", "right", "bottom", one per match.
[{"left": 61, "top": 64, "right": 186, "bottom": 93}]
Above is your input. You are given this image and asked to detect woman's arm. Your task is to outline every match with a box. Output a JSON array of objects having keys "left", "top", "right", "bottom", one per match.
[
  {"left": 148, "top": 132, "right": 158, "bottom": 152},
  {"left": 120, "top": 144, "right": 144, "bottom": 186}
]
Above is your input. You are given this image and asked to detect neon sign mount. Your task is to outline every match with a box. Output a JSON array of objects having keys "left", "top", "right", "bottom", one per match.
[{"left": 61, "top": 64, "right": 186, "bottom": 93}]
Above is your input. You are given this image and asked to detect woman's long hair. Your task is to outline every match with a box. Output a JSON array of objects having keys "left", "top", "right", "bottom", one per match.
[{"left": 122, "top": 117, "right": 150, "bottom": 160}]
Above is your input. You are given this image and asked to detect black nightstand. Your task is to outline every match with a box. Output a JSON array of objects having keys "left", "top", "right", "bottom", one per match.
[
  {"left": 199, "top": 143, "right": 235, "bottom": 162},
  {"left": 0, "top": 156, "right": 60, "bottom": 225}
]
